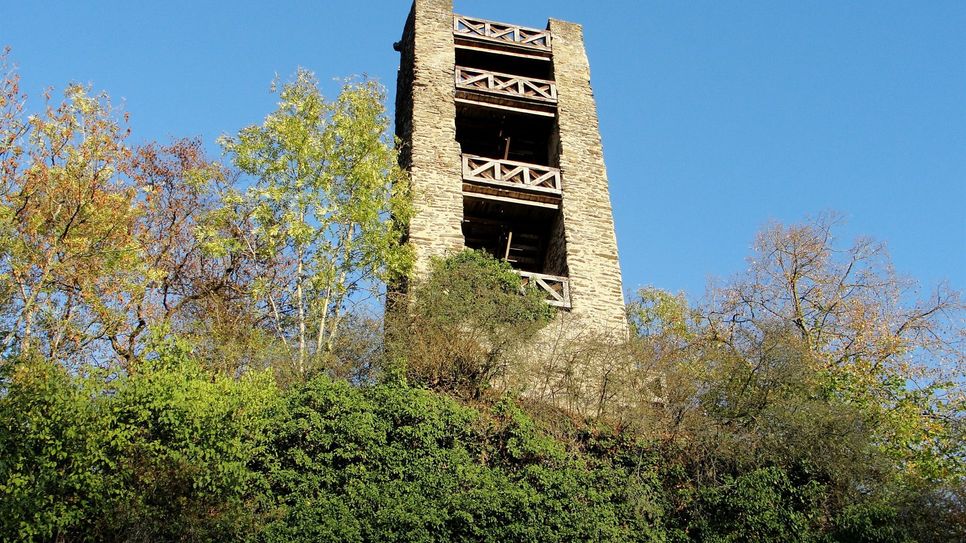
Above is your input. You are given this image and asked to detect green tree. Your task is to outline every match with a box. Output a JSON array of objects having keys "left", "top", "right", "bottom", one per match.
[{"left": 214, "top": 69, "right": 412, "bottom": 378}]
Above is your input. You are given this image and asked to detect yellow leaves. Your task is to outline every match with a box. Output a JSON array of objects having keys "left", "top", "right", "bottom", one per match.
[
  {"left": 143, "top": 266, "right": 167, "bottom": 286},
  {"left": 1, "top": 76, "right": 202, "bottom": 364}
]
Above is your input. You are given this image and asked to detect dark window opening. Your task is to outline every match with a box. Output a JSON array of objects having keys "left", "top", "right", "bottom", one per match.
[
  {"left": 455, "top": 104, "right": 556, "bottom": 167},
  {"left": 455, "top": 47, "right": 553, "bottom": 81}
]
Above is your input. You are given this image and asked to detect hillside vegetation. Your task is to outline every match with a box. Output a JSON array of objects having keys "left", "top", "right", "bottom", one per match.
[{"left": 0, "top": 52, "right": 962, "bottom": 542}]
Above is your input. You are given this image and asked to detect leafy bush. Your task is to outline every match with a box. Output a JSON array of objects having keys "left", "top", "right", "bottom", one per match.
[
  {"left": 0, "top": 345, "right": 279, "bottom": 542},
  {"left": 1, "top": 347, "right": 667, "bottom": 542},
  {"left": 261, "top": 377, "right": 665, "bottom": 542},
  {"left": 394, "top": 249, "right": 554, "bottom": 396},
  {"left": 678, "top": 466, "right": 823, "bottom": 543},
  {"left": 831, "top": 502, "right": 914, "bottom": 543}
]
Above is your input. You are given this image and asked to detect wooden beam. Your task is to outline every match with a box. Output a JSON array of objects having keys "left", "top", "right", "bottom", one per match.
[
  {"left": 455, "top": 97, "right": 556, "bottom": 118},
  {"left": 454, "top": 42, "right": 551, "bottom": 62},
  {"left": 462, "top": 182, "right": 561, "bottom": 205},
  {"left": 463, "top": 214, "right": 553, "bottom": 230},
  {"left": 503, "top": 230, "right": 513, "bottom": 261},
  {"left": 509, "top": 243, "right": 540, "bottom": 252},
  {"left": 463, "top": 191, "right": 559, "bottom": 210}
]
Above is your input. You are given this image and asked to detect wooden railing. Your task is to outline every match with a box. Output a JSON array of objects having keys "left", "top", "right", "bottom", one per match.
[
  {"left": 454, "top": 15, "right": 551, "bottom": 50},
  {"left": 518, "top": 271, "right": 571, "bottom": 309},
  {"left": 455, "top": 66, "right": 557, "bottom": 103},
  {"left": 462, "top": 154, "right": 562, "bottom": 195}
]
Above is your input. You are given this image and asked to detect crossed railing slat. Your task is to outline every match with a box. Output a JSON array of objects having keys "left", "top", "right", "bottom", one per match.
[
  {"left": 455, "top": 66, "right": 557, "bottom": 102},
  {"left": 454, "top": 15, "right": 551, "bottom": 50},
  {"left": 518, "top": 270, "right": 571, "bottom": 309},
  {"left": 462, "top": 154, "right": 562, "bottom": 194}
]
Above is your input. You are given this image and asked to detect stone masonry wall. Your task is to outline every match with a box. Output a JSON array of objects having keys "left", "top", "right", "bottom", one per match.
[
  {"left": 397, "top": 4, "right": 633, "bottom": 409},
  {"left": 396, "top": 0, "right": 464, "bottom": 276},
  {"left": 396, "top": 5, "right": 628, "bottom": 335},
  {"left": 549, "top": 19, "right": 628, "bottom": 338}
]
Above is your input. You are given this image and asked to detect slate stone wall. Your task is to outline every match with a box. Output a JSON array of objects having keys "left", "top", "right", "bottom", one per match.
[
  {"left": 396, "top": 0, "right": 464, "bottom": 276},
  {"left": 397, "top": 3, "right": 628, "bottom": 338},
  {"left": 549, "top": 19, "right": 628, "bottom": 337}
]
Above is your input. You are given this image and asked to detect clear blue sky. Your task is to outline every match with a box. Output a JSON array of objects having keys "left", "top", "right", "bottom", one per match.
[{"left": 3, "top": 1, "right": 964, "bottom": 301}]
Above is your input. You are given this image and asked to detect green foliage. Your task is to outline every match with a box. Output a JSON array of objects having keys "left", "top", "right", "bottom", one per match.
[
  {"left": 627, "top": 286, "right": 694, "bottom": 340},
  {"left": 0, "top": 349, "right": 667, "bottom": 543},
  {"left": 679, "top": 467, "right": 824, "bottom": 543},
  {"left": 420, "top": 249, "right": 554, "bottom": 325},
  {"left": 2, "top": 336, "right": 958, "bottom": 541},
  {"left": 213, "top": 68, "right": 412, "bottom": 377},
  {"left": 0, "top": 357, "right": 110, "bottom": 540},
  {"left": 260, "top": 376, "right": 664, "bottom": 543},
  {"left": 397, "top": 249, "right": 555, "bottom": 396},
  {"left": 830, "top": 502, "right": 914, "bottom": 543},
  {"left": 0, "top": 348, "right": 279, "bottom": 542}
]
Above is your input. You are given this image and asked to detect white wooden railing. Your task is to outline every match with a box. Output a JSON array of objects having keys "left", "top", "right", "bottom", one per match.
[
  {"left": 455, "top": 66, "right": 557, "bottom": 103},
  {"left": 454, "top": 14, "right": 551, "bottom": 50},
  {"left": 462, "top": 154, "right": 562, "bottom": 195},
  {"left": 518, "top": 270, "right": 571, "bottom": 309}
]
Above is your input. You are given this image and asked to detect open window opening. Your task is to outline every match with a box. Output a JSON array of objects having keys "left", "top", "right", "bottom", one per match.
[
  {"left": 462, "top": 197, "right": 559, "bottom": 273},
  {"left": 455, "top": 47, "right": 553, "bottom": 81},
  {"left": 456, "top": 104, "right": 556, "bottom": 167}
]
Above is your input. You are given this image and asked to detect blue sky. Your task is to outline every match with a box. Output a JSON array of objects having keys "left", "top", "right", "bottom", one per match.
[{"left": 3, "top": 1, "right": 963, "bottom": 301}]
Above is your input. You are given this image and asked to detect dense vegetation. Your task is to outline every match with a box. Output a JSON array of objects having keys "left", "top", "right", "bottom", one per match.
[{"left": 0, "top": 50, "right": 963, "bottom": 541}]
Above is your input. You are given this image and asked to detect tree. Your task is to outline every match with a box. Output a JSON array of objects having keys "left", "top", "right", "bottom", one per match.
[
  {"left": 108, "top": 138, "right": 242, "bottom": 366},
  {"left": 214, "top": 69, "right": 412, "bottom": 378},
  {"left": 0, "top": 50, "right": 251, "bottom": 370},
  {"left": 625, "top": 215, "right": 965, "bottom": 540},
  {"left": 702, "top": 213, "right": 963, "bottom": 483},
  {"left": 0, "top": 82, "right": 142, "bottom": 363}
]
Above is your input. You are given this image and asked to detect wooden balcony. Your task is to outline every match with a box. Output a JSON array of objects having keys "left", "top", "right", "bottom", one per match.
[
  {"left": 454, "top": 14, "right": 551, "bottom": 52},
  {"left": 518, "top": 270, "right": 571, "bottom": 309},
  {"left": 462, "top": 154, "right": 561, "bottom": 195},
  {"left": 456, "top": 66, "right": 556, "bottom": 103}
]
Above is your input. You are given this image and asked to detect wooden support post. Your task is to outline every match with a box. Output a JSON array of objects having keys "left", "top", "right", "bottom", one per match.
[{"left": 503, "top": 230, "right": 513, "bottom": 261}]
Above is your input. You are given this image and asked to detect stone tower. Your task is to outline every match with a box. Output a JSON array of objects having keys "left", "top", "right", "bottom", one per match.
[{"left": 394, "top": 0, "right": 627, "bottom": 338}]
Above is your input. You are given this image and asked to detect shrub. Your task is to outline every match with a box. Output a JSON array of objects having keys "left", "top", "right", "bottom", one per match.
[
  {"left": 261, "top": 376, "right": 665, "bottom": 542},
  {"left": 0, "top": 346, "right": 279, "bottom": 542},
  {"left": 394, "top": 249, "right": 554, "bottom": 397}
]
